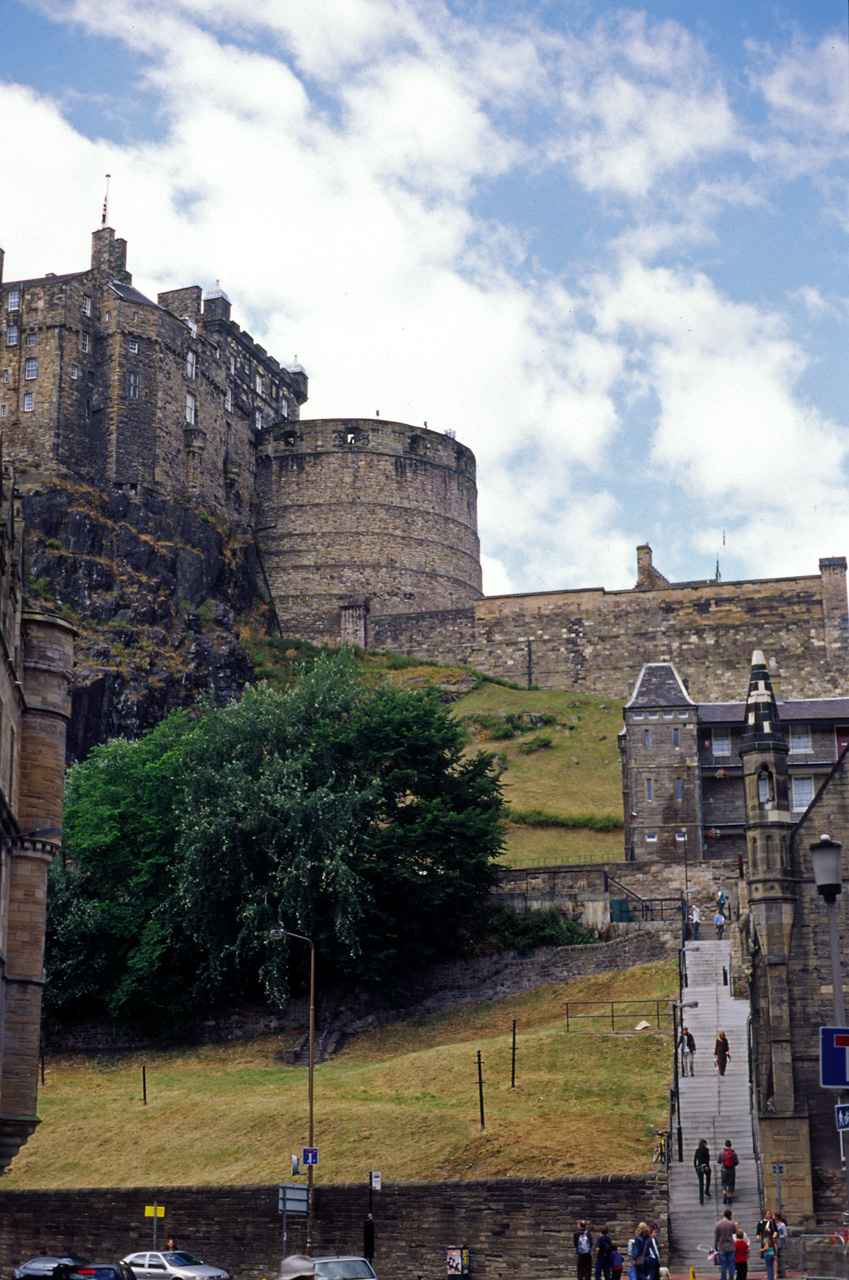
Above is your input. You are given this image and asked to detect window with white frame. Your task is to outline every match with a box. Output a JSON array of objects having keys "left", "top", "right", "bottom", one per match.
[
  {"left": 6, "top": 326, "right": 18, "bottom": 346},
  {"left": 645, "top": 832, "right": 657, "bottom": 843},
  {"left": 789, "top": 725, "right": 812, "bottom": 754},
  {"left": 646, "top": 778, "right": 653, "bottom": 801},
  {"left": 25, "top": 332, "right": 36, "bottom": 347},
  {"left": 7, "top": 290, "right": 20, "bottom": 311},
  {"left": 0, "top": 405, "right": 6, "bottom": 418},
  {"left": 663, "top": 710, "right": 673, "bottom": 719},
  {"left": 2, "top": 370, "right": 8, "bottom": 383},
  {"left": 230, "top": 355, "right": 235, "bottom": 375},
  {"left": 24, "top": 358, "right": 37, "bottom": 380},
  {"left": 127, "top": 371, "right": 141, "bottom": 400},
  {"left": 80, "top": 331, "right": 90, "bottom": 353},
  {"left": 712, "top": 728, "right": 731, "bottom": 758},
  {"left": 187, "top": 350, "right": 197, "bottom": 380},
  {"left": 791, "top": 775, "right": 815, "bottom": 813},
  {"left": 280, "top": 397, "right": 289, "bottom": 419},
  {"left": 255, "top": 408, "right": 262, "bottom": 431},
  {"left": 82, "top": 294, "right": 91, "bottom": 315},
  {"left": 70, "top": 364, "right": 80, "bottom": 380},
  {"left": 225, "top": 387, "right": 232, "bottom": 411},
  {"left": 23, "top": 392, "right": 34, "bottom": 412},
  {"left": 632, "top": 712, "right": 644, "bottom": 720},
  {"left": 129, "top": 339, "right": 139, "bottom": 354},
  {"left": 104, "top": 311, "right": 111, "bottom": 323},
  {"left": 648, "top": 711, "right": 659, "bottom": 720},
  {"left": 678, "top": 711, "right": 688, "bottom": 719},
  {"left": 256, "top": 374, "right": 263, "bottom": 395},
  {"left": 676, "top": 831, "right": 686, "bottom": 842},
  {"left": 186, "top": 392, "right": 196, "bottom": 425}
]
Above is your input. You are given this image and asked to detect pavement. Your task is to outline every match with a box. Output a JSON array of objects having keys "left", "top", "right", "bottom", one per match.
[{"left": 668, "top": 938, "right": 765, "bottom": 1271}]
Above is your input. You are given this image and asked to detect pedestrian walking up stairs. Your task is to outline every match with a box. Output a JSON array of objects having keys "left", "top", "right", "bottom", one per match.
[{"left": 668, "top": 939, "right": 763, "bottom": 1272}]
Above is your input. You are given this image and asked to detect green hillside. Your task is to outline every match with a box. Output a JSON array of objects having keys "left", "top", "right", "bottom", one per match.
[
  {"left": 7, "top": 961, "right": 675, "bottom": 1188},
  {"left": 239, "top": 634, "right": 627, "bottom": 868}
]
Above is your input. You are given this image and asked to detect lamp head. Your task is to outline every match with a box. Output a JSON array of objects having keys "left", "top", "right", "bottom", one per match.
[
  {"left": 810, "top": 834, "right": 843, "bottom": 903},
  {"left": 269, "top": 928, "right": 287, "bottom": 940}
]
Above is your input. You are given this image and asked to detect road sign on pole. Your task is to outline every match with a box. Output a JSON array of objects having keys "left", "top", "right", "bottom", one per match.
[
  {"left": 836, "top": 1105, "right": 849, "bottom": 1132},
  {"left": 302, "top": 1147, "right": 319, "bottom": 1166},
  {"left": 820, "top": 1027, "right": 849, "bottom": 1088}
]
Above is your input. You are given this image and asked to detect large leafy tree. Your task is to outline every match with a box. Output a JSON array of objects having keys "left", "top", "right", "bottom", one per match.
[{"left": 46, "top": 655, "right": 505, "bottom": 1031}]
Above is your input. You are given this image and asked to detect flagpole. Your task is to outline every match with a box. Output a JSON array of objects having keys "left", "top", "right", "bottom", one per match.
[{"left": 102, "top": 174, "right": 111, "bottom": 228}]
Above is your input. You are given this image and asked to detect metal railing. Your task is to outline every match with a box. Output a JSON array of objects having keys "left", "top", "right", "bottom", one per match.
[
  {"left": 563, "top": 998, "right": 673, "bottom": 1031},
  {"left": 607, "top": 875, "right": 686, "bottom": 922}
]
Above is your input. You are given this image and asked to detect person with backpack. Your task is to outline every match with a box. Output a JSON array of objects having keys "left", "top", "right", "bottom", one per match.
[
  {"left": 574, "top": 1221, "right": 594, "bottom": 1280},
  {"left": 694, "top": 1138, "right": 712, "bottom": 1203},
  {"left": 719, "top": 1139, "right": 739, "bottom": 1204},
  {"left": 595, "top": 1226, "right": 613, "bottom": 1280}
]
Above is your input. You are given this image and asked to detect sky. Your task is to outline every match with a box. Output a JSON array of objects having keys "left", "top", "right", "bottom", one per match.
[{"left": 0, "top": 0, "right": 848, "bottom": 596}]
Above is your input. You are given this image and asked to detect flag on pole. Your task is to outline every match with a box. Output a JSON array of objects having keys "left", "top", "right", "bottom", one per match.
[{"left": 102, "top": 174, "right": 111, "bottom": 227}]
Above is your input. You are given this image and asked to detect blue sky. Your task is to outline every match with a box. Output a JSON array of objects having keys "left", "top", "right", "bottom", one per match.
[{"left": 1, "top": 0, "right": 847, "bottom": 595}]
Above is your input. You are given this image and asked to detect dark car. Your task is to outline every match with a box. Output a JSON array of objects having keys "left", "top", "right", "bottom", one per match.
[
  {"left": 13, "top": 1260, "right": 89, "bottom": 1280},
  {"left": 55, "top": 1263, "right": 137, "bottom": 1280}
]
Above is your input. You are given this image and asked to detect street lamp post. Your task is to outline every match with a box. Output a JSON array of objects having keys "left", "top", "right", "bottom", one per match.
[
  {"left": 672, "top": 999, "right": 699, "bottom": 1162},
  {"left": 809, "top": 834, "right": 849, "bottom": 1212},
  {"left": 270, "top": 927, "right": 316, "bottom": 1254}
]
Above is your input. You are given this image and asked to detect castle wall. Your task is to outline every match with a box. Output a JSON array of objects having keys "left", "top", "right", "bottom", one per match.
[
  {"left": 255, "top": 419, "right": 482, "bottom": 642},
  {"left": 369, "top": 556, "right": 849, "bottom": 703}
]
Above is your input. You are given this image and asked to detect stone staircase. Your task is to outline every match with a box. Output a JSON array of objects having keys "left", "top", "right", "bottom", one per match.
[{"left": 669, "top": 939, "right": 764, "bottom": 1271}]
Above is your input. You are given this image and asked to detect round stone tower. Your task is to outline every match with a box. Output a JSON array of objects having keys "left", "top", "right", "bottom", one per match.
[{"left": 255, "top": 418, "right": 482, "bottom": 644}]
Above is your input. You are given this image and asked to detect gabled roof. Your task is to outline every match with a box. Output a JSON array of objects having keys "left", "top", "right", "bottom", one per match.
[
  {"left": 698, "top": 697, "right": 849, "bottom": 725},
  {"left": 625, "top": 662, "right": 695, "bottom": 709},
  {"left": 108, "top": 280, "right": 158, "bottom": 308}
]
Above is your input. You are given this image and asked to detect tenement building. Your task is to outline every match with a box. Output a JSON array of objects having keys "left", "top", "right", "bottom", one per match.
[{"left": 0, "top": 448, "right": 74, "bottom": 1171}]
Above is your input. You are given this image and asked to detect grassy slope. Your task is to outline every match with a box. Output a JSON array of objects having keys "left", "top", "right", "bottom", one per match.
[
  {"left": 454, "top": 683, "right": 625, "bottom": 866},
  {"left": 6, "top": 962, "right": 676, "bottom": 1189}
]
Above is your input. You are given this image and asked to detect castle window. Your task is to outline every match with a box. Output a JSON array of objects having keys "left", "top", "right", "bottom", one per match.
[
  {"left": 791, "top": 775, "right": 814, "bottom": 813},
  {"left": 256, "top": 374, "right": 263, "bottom": 395},
  {"left": 0, "top": 406, "right": 6, "bottom": 418},
  {"left": 712, "top": 728, "right": 731, "bottom": 758},
  {"left": 676, "top": 777, "right": 682, "bottom": 801},
  {"left": 646, "top": 778, "right": 652, "bottom": 801},
  {"left": 757, "top": 773, "right": 772, "bottom": 805},
  {"left": 2, "top": 370, "right": 9, "bottom": 383},
  {"left": 678, "top": 710, "right": 688, "bottom": 718},
  {"left": 183, "top": 317, "right": 198, "bottom": 338},
  {"left": 129, "top": 339, "right": 139, "bottom": 354},
  {"left": 676, "top": 831, "right": 686, "bottom": 842},
  {"left": 632, "top": 712, "right": 644, "bottom": 720},
  {"left": 663, "top": 710, "right": 673, "bottom": 719},
  {"left": 187, "top": 350, "right": 197, "bottom": 380},
  {"left": 80, "top": 331, "right": 90, "bottom": 353},
  {"left": 255, "top": 409, "right": 262, "bottom": 431},
  {"left": 105, "top": 310, "right": 111, "bottom": 322},
  {"left": 645, "top": 832, "right": 657, "bottom": 843},
  {"left": 648, "top": 711, "right": 659, "bottom": 720},
  {"left": 23, "top": 392, "right": 34, "bottom": 412},
  {"left": 280, "top": 398, "right": 289, "bottom": 419},
  {"left": 24, "top": 358, "right": 37, "bottom": 380},
  {"left": 225, "top": 388, "right": 232, "bottom": 411},
  {"left": 186, "top": 392, "right": 196, "bottom": 425},
  {"left": 7, "top": 290, "right": 20, "bottom": 311},
  {"left": 789, "top": 725, "right": 812, "bottom": 755},
  {"left": 82, "top": 294, "right": 91, "bottom": 315},
  {"left": 644, "top": 729, "right": 650, "bottom": 747},
  {"left": 674, "top": 728, "right": 679, "bottom": 747},
  {"left": 230, "top": 355, "right": 235, "bottom": 375},
  {"left": 283, "top": 429, "right": 297, "bottom": 447},
  {"left": 248, "top": 441, "right": 256, "bottom": 473},
  {"left": 25, "top": 332, "right": 36, "bottom": 347},
  {"left": 127, "top": 371, "right": 141, "bottom": 399},
  {"left": 6, "top": 326, "right": 18, "bottom": 346},
  {"left": 70, "top": 364, "right": 80, "bottom": 380}
]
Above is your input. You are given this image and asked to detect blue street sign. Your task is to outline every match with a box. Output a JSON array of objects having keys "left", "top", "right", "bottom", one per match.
[
  {"left": 821, "top": 1027, "right": 849, "bottom": 1088},
  {"left": 302, "top": 1147, "right": 319, "bottom": 1165},
  {"left": 836, "top": 1105, "right": 849, "bottom": 1132}
]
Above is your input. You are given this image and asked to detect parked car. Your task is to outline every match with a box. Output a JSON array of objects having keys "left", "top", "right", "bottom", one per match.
[
  {"left": 313, "top": 1260, "right": 376, "bottom": 1280},
  {"left": 122, "top": 1254, "right": 228, "bottom": 1280},
  {"left": 53, "top": 1264, "right": 136, "bottom": 1280},
  {"left": 13, "top": 1260, "right": 89, "bottom": 1280}
]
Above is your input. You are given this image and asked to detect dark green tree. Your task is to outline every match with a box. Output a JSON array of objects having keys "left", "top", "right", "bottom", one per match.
[{"left": 46, "top": 654, "right": 505, "bottom": 1031}]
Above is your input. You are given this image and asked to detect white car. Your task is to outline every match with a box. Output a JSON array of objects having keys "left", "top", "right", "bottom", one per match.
[
  {"left": 313, "top": 1260, "right": 376, "bottom": 1280},
  {"left": 122, "top": 1254, "right": 229, "bottom": 1280}
]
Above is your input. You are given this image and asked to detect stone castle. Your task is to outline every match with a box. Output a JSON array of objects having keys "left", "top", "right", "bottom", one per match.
[{"left": 1, "top": 226, "right": 847, "bottom": 706}]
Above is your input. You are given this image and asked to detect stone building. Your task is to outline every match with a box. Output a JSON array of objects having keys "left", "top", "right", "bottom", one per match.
[
  {"left": 0, "top": 450, "right": 74, "bottom": 1171},
  {"left": 619, "top": 659, "right": 849, "bottom": 863},
  {"left": 1, "top": 226, "right": 847, "bottom": 705}
]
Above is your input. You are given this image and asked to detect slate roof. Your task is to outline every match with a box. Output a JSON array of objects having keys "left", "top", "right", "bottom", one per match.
[
  {"left": 108, "top": 280, "right": 158, "bottom": 308},
  {"left": 698, "top": 698, "right": 849, "bottom": 725},
  {"left": 625, "top": 662, "right": 695, "bottom": 709}
]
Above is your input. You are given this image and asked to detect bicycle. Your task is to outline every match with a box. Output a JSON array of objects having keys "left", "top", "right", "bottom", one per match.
[{"left": 652, "top": 1130, "right": 668, "bottom": 1164}]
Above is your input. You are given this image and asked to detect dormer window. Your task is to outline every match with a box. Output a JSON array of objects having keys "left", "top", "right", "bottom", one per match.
[{"left": 789, "top": 725, "right": 812, "bottom": 755}]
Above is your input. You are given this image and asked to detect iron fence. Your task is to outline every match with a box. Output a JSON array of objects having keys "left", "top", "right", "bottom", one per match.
[{"left": 563, "top": 998, "right": 672, "bottom": 1032}]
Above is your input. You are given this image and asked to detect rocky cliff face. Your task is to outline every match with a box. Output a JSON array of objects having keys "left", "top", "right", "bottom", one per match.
[{"left": 21, "top": 481, "right": 262, "bottom": 760}]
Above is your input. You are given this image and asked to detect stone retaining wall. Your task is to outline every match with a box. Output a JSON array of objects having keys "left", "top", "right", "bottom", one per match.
[{"left": 0, "top": 1176, "right": 668, "bottom": 1280}]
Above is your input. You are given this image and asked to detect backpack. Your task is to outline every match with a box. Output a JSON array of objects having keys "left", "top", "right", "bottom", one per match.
[
  {"left": 723, "top": 1148, "right": 738, "bottom": 1168},
  {"left": 578, "top": 1232, "right": 591, "bottom": 1254}
]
